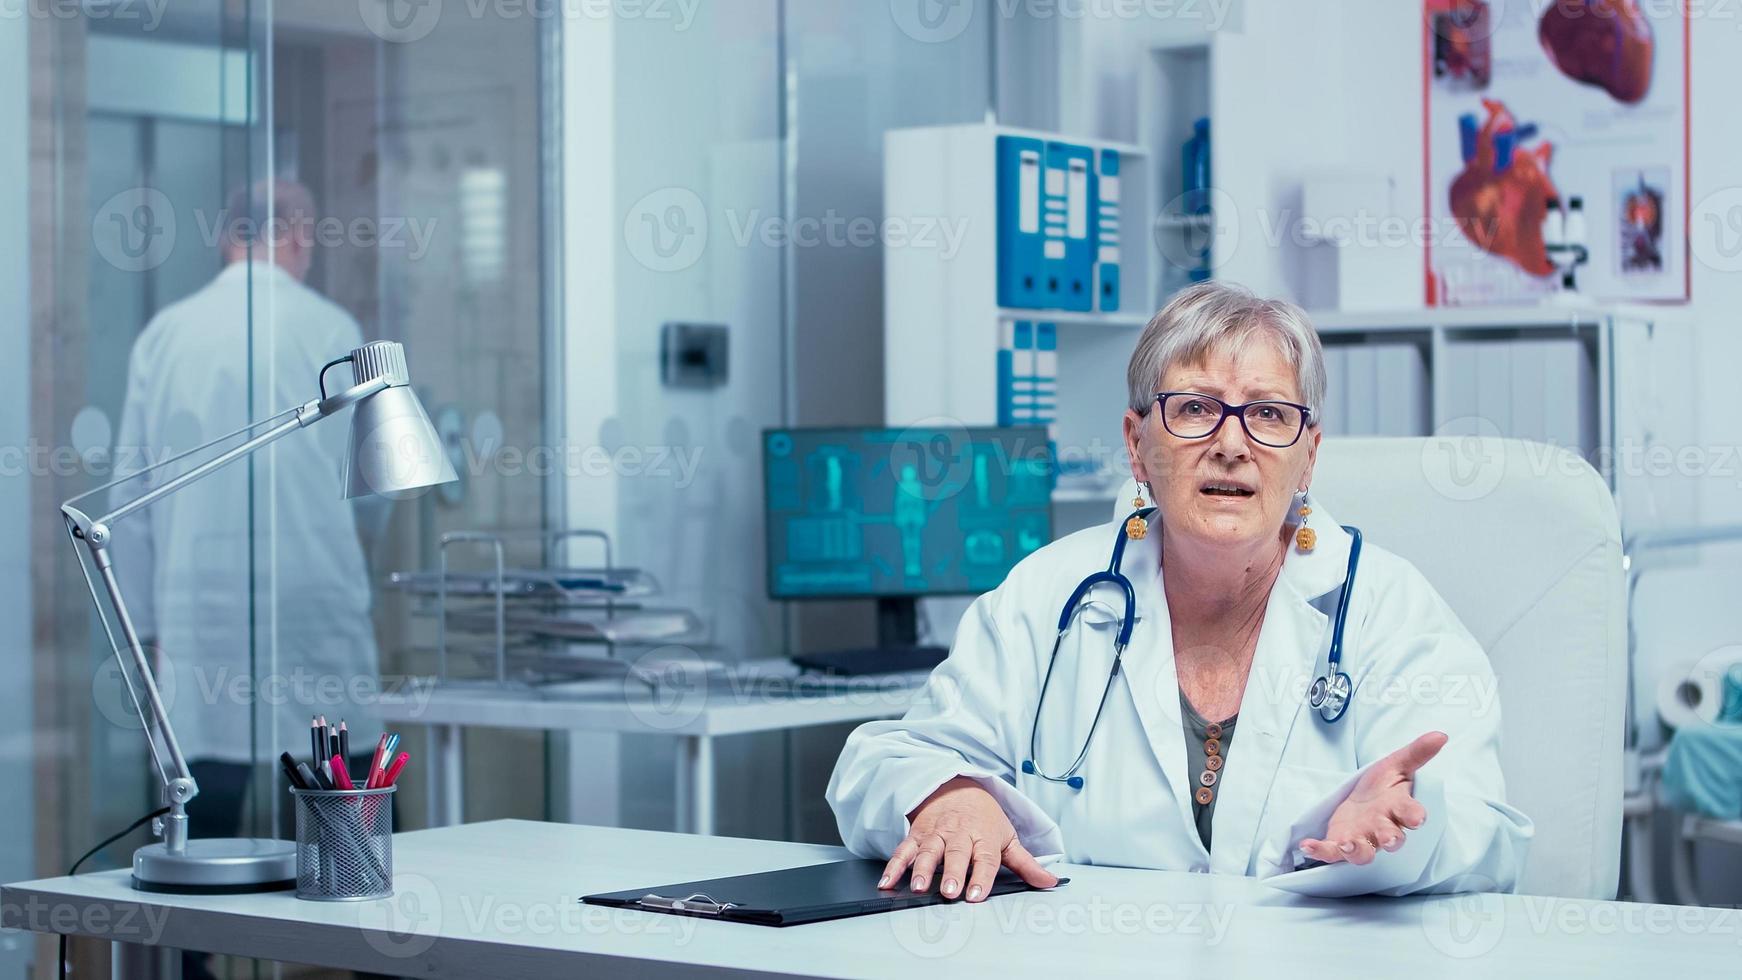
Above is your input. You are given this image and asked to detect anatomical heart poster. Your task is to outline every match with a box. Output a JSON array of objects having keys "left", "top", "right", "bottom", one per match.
[{"left": 1425, "top": 0, "right": 1687, "bottom": 305}]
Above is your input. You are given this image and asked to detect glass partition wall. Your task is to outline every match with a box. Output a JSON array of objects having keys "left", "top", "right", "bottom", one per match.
[
  {"left": 29, "top": 3, "right": 555, "bottom": 975},
  {"left": 24, "top": 1, "right": 1000, "bottom": 972}
]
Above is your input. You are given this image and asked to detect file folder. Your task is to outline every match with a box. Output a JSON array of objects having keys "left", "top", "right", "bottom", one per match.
[
  {"left": 997, "top": 320, "right": 1030, "bottom": 426},
  {"left": 1043, "top": 141, "right": 1096, "bottom": 312},
  {"left": 583, "top": 858, "right": 1064, "bottom": 927},
  {"left": 999, "top": 320, "right": 1058, "bottom": 452},
  {"left": 997, "top": 135, "right": 1047, "bottom": 309},
  {"left": 1095, "top": 148, "right": 1122, "bottom": 312}
]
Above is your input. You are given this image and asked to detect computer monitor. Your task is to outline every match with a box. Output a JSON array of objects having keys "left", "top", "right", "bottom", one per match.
[{"left": 762, "top": 426, "right": 1053, "bottom": 601}]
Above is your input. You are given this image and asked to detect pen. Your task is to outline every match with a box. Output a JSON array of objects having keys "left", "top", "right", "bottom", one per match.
[
  {"left": 280, "top": 752, "right": 310, "bottom": 790},
  {"left": 365, "top": 733, "right": 389, "bottom": 789},
  {"left": 372, "top": 734, "right": 400, "bottom": 788},
  {"left": 382, "top": 751, "right": 410, "bottom": 787},
  {"left": 294, "top": 761, "right": 322, "bottom": 792},
  {"left": 331, "top": 754, "right": 355, "bottom": 790}
]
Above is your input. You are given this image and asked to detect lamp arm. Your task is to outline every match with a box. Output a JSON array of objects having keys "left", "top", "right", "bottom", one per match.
[{"left": 57, "top": 374, "right": 389, "bottom": 854}]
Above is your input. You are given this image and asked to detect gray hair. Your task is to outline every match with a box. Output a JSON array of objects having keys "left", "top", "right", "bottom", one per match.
[{"left": 1125, "top": 281, "right": 1326, "bottom": 423}]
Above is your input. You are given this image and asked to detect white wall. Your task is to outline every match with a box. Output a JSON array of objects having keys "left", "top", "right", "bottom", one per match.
[{"left": 0, "top": 10, "right": 32, "bottom": 975}]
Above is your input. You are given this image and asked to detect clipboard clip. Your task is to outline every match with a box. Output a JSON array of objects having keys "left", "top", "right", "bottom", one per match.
[{"left": 636, "top": 892, "right": 738, "bottom": 916}]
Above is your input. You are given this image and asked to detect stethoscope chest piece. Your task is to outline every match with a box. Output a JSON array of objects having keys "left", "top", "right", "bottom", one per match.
[{"left": 1309, "top": 670, "right": 1352, "bottom": 723}]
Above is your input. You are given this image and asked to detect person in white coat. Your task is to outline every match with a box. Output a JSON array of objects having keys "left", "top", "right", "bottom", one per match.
[
  {"left": 828, "top": 281, "right": 1532, "bottom": 902},
  {"left": 110, "top": 180, "right": 383, "bottom": 849}
]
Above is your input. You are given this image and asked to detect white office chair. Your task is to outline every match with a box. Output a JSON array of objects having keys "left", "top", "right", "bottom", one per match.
[{"left": 1114, "top": 436, "right": 1626, "bottom": 899}]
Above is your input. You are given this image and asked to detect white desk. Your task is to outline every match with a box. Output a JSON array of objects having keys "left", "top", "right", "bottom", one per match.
[
  {"left": 376, "top": 663, "right": 930, "bottom": 835},
  {"left": 4, "top": 820, "right": 1733, "bottom": 979}
]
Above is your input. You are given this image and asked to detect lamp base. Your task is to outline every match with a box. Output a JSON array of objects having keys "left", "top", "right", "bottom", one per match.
[{"left": 131, "top": 838, "right": 296, "bottom": 894}]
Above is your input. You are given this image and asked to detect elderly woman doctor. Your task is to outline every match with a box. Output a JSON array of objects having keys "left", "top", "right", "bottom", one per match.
[{"left": 828, "top": 281, "right": 1532, "bottom": 901}]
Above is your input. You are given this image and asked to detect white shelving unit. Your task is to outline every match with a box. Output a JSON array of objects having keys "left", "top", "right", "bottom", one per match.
[
  {"left": 883, "top": 123, "right": 1151, "bottom": 535},
  {"left": 1312, "top": 304, "right": 1697, "bottom": 535},
  {"left": 1138, "top": 39, "right": 1213, "bottom": 309}
]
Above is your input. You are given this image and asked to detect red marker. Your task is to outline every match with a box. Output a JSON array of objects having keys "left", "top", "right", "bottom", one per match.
[
  {"left": 364, "top": 733, "right": 390, "bottom": 788},
  {"left": 330, "top": 754, "right": 355, "bottom": 790},
  {"left": 382, "top": 751, "right": 410, "bottom": 787}
]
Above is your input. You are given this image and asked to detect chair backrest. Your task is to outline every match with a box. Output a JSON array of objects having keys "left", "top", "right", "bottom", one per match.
[{"left": 1113, "top": 437, "right": 1625, "bottom": 899}]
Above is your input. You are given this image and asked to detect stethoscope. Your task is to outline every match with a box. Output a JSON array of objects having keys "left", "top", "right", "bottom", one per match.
[{"left": 1020, "top": 507, "right": 1364, "bottom": 791}]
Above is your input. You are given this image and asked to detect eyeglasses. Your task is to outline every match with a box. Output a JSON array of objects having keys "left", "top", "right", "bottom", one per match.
[{"left": 1152, "top": 391, "right": 1313, "bottom": 449}]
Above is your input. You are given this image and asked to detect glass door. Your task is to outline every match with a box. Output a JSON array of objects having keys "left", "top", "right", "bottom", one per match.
[{"left": 28, "top": 3, "right": 558, "bottom": 975}]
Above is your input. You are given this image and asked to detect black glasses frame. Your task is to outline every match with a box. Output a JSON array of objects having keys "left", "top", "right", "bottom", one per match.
[{"left": 1152, "top": 391, "right": 1314, "bottom": 449}]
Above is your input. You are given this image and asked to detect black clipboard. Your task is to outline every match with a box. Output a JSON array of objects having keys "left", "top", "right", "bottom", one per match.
[{"left": 582, "top": 858, "right": 1066, "bottom": 927}]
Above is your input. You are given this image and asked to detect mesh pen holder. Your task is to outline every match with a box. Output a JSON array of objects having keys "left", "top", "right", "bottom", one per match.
[{"left": 290, "top": 786, "right": 395, "bottom": 901}]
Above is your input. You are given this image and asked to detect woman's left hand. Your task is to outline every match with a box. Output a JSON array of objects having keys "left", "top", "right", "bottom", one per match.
[{"left": 1297, "top": 731, "right": 1447, "bottom": 866}]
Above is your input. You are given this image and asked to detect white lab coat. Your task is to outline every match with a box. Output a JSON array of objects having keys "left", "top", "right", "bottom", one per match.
[
  {"left": 828, "top": 505, "right": 1533, "bottom": 896},
  {"left": 110, "top": 261, "right": 381, "bottom": 764}
]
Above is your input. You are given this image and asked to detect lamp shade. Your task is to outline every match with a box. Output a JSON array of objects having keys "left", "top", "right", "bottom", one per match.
[{"left": 341, "top": 343, "right": 460, "bottom": 499}]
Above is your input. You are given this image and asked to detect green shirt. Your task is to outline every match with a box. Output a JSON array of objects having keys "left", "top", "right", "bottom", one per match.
[{"left": 1181, "top": 692, "right": 1237, "bottom": 851}]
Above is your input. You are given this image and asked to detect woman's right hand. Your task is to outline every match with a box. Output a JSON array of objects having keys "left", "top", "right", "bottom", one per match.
[{"left": 878, "top": 775, "right": 1059, "bottom": 902}]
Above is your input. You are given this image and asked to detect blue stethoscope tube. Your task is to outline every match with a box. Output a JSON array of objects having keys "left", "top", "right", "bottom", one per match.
[{"left": 1021, "top": 510, "right": 1362, "bottom": 791}]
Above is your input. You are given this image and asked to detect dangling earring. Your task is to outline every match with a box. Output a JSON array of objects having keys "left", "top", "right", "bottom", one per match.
[
  {"left": 1126, "top": 482, "right": 1151, "bottom": 540},
  {"left": 1294, "top": 489, "right": 1316, "bottom": 552}
]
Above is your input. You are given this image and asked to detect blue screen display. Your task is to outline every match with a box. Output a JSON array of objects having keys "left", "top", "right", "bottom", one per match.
[{"left": 763, "top": 427, "right": 1053, "bottom": 598}]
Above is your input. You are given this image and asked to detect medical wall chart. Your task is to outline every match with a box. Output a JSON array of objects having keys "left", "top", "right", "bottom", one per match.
[{"left": 1424, "top": 0, "right": 1688, "bottom": 305}]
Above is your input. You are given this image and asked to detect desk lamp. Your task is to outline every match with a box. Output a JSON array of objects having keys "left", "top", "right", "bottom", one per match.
[{"left": 60, "top": 341, "right": 457, "bottom": 892}]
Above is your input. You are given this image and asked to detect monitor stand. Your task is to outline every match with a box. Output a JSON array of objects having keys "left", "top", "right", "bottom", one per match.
[{"left": 789, "top": 597, "right": 949, "bottom": 677}]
